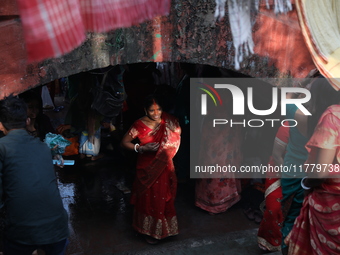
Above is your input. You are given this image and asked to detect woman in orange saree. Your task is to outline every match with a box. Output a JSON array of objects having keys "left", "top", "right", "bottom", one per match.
[
  {"left": 285, "top": 104, "right": 340, "bottom": 254},
  {"left": 121, "top": 95, "right": 181, "bottom": 244}
]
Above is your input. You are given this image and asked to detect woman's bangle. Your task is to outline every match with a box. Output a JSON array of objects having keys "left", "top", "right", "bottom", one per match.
[
  {"left": 134, "top": 143, "right": 140, "bottom": 153},
  {"left": 301, "top": 176, "right": 311, "bottom": 190}
]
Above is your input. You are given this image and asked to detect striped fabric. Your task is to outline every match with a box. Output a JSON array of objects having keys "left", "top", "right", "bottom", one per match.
[{"left": 15, "top": 0, "right": 170, "bottom": 62}]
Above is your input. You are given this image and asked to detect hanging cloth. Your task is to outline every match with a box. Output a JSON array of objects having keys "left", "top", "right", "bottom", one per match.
[
  {"left": 15, "top": 0, "right": 170, "bottom": 62},
  {"left": 215, "top": 0, "right": 292, "bottom": 70}
]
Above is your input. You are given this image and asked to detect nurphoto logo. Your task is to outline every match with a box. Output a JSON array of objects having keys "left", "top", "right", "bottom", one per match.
[
  {"left": 198, "top": 80, "right": 311, "bottom": 128},
  {"left": 198, "top": 82, "right": 223, "bottom": 114},
  {"left": 190, "top": 77, "right": 313, "bottom": 179},
  {"left": 200, "top": 84, "right": 311, "bottom": 116}
]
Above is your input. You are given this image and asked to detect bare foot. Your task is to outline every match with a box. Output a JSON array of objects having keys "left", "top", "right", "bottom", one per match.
[
  {"left": 91, "top": 154, "right": 104, "bottom": 161},
  {"left": 144, "top": 235, "right": 159, "bottom": 244},
  {"left": 258, "top": 244, "right": 268, "bottom": 251}
]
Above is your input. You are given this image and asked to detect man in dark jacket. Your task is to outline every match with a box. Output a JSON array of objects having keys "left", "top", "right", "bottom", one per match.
[{"left": 0, "top": 95, "right": 69, "bottom": 255}]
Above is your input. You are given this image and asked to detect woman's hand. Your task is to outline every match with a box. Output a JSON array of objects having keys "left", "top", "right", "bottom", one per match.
[{"left": 139, "top": 142, "right": 159, "bottom": 153}]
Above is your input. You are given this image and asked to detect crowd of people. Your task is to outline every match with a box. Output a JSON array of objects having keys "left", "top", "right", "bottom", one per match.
[
  {"left": 257, "top": 76, "right": 340, "bottom": 254},
  {"left": 1, "top": 63, "right": 340, "bottom": 255}
]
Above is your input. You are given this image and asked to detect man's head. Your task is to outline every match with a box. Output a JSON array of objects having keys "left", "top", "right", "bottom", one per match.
[{"left": 0, "top": 95, "right": 28, "bottom": 134}]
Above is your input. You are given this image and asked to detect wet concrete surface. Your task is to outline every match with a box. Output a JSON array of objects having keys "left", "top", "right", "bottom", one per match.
[
  {"left": 56, "top": 156, "right": 280, "bottom": 255},
  {"left": 47, "top": 97, "right": 281, "bottom": 255}
]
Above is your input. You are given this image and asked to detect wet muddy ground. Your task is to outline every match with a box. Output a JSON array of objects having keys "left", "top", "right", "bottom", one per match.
[
  {"left": 56, "top": 158, "right": 269, "bottom": 255},
  {"left": 46, "top": 97, "right": 279, "bottom": 255}
]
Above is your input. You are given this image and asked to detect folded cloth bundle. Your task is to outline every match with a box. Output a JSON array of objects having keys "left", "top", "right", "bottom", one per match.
[{"left": 44, "top": 132, "right": 71, "bottom": 156}]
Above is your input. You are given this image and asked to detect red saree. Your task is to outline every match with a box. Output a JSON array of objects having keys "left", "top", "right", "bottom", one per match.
[
  {"left": 128, "top": 112, "right": 181, "bottom": 239},
  {"left": 195, "top": 108, "right": 243, "bottom": 214},
  {"left": 257, "top": 124, "right": 289, "bottom": 251},
  {"left": 286, "top": 105, "right": 340, "bottom": 254}
]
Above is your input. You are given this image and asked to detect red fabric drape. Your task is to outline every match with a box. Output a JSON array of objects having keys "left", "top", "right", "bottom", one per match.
[{"left": 15, "top": 0, "right": 170, "bottom": 62}]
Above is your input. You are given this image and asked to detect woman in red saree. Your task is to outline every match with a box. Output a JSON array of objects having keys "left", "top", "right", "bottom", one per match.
[
  {"left": 194, "top": 87, "right": 242, "bottom": 214},
  {"left": 257, "top": 123, "right": 289, "bottom": 251},
  {"left": 285, "top": 104, "right": 340, "bottom": 254},
  {"left": 121, "top": 95, "right": 181, "bottom": 244}
]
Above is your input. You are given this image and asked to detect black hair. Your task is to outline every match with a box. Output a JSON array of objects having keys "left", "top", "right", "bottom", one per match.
[
  {"left": 143, "top": 95, "right": 163, "bottom": 110},
  {"left": 153, "top": 84, "right": 176, "bottom": 112},
  {"left": 19, "top": 89, "right": 55, "bottom": 141},
  {"left": 0, "top": 95, "right": 27, "bottom": 130},
  {"left": 19, "top": 89, "right": 43, "bottom": 114},
  {"left": 307, "top": 77, "right": 340, "bottom": 137}
]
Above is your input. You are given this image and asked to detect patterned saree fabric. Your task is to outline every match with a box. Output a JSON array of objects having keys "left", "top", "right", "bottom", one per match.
[
  {"left": 15, "top": 0, "right": 170, "bottom": 62},
  {"left": 195, "top": 89, "right": 243, "bottom": 214},
  {"left": 286, "top": 180, "right": 340, "bottom": 255},
  {"left": 296, "top": 0, "right": 340, "bottom": 90},
  {"left": 285, "top": 105, "right": 340, "bottom": 254}
]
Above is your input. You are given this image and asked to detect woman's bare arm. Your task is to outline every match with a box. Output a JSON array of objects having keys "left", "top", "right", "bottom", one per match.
[
  {"left": 304, "top": 147, "right": 336, "bottom": 187},
  {"left": 120, "top": 133, "right": 135, "bottom": 151},
  {"left": 311, "top": 148, "right": 336, "bottom": 178},
  {"left": 120, "top": 132, "right": 159, "bottom": 153},
  {"left": 272, "top": 141, "right": 286, "bottom": 166}
]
